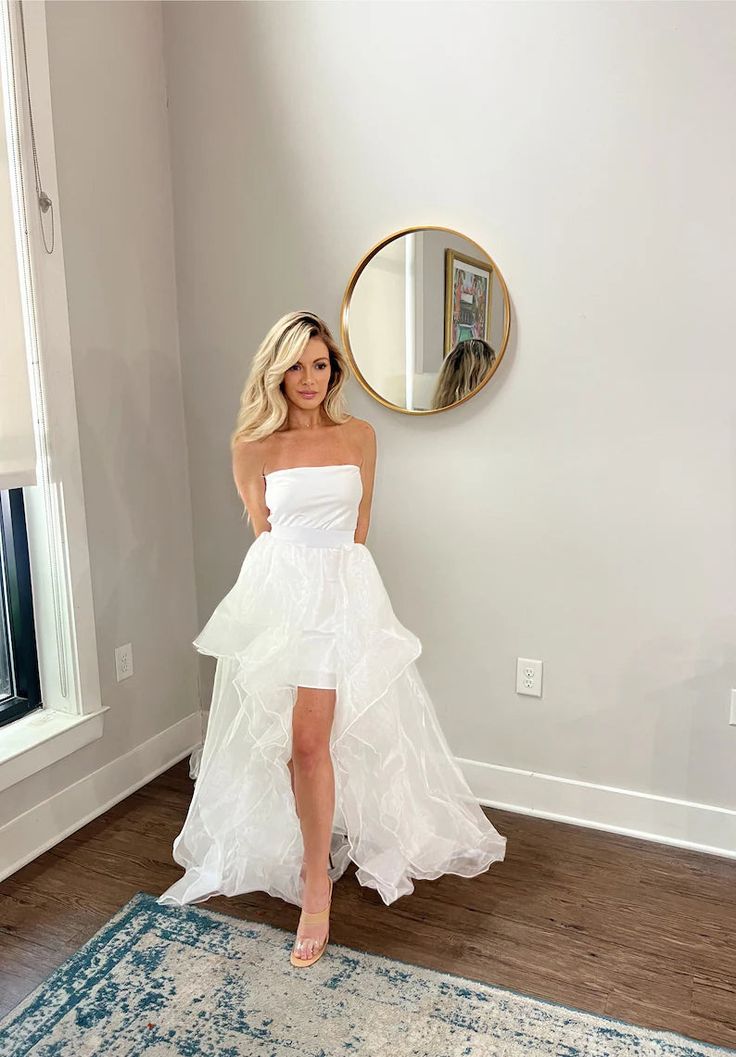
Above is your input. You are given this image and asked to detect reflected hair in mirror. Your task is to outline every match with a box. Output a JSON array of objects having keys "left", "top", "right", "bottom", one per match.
[{"left": 432, "top": 338, "right": 496, "bottom": 410}]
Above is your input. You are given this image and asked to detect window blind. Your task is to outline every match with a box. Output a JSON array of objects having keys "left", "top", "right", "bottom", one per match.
[{"left": 0, "top": 43, "right": 36, "bottom": 491}]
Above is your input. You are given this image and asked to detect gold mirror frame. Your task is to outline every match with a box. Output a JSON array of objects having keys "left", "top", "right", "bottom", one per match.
[{"left": 340, "top": 225, "right": 511, "bottom": 416}]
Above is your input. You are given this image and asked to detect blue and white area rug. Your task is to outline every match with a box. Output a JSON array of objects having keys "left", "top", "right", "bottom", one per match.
[{"left": 0, "top": 890, "right": 732, "bottom": 1057}]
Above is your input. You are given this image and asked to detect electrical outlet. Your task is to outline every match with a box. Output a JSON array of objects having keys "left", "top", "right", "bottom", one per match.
[
  {"left": 516, "top": 657, "right": 543, "bottom": 698},
  {"left": 115, "top": 642, "right": 134, "bottom": 682}
]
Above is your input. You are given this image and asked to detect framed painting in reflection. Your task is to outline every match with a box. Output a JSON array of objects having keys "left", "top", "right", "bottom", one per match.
[{"left": 443, "top": 249, "right": 493, "bottom": 356}]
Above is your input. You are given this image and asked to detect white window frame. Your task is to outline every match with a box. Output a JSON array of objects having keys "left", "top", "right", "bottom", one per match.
[{"left": 0, "top": 0, "right": 107, "bottom": 792}]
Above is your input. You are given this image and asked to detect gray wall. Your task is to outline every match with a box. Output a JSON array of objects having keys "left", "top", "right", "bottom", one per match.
[
  {"left": 163, "top": 0, "right": 736, "bottom": 812},
  {"left": 3, "top": 0, "right": 734, "bottom": 838}
]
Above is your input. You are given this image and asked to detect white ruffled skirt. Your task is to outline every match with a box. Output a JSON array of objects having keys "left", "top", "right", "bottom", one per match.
[{"left": 157, "top": 527, "right": 507, "bottom": 909}]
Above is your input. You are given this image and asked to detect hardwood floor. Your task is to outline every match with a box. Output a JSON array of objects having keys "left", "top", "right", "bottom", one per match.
[{"left": 1, "top": 759, "right": 734, "bottom": 1050}]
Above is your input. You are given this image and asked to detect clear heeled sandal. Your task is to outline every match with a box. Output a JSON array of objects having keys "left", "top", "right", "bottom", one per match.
[{"left": 290, "top": 876, "right": 333, "bottom": 968}]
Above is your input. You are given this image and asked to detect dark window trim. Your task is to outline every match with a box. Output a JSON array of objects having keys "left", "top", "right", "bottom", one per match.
[{"left": 0, "top": 488, "right": 42, "bottom": 728}]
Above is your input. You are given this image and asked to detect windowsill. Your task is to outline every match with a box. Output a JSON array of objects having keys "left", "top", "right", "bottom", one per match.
[{"left": 0, "top": 706, "right": 109, "bottom": 793}]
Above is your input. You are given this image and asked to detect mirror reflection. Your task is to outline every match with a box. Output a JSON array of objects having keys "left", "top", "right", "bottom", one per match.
[{"left": 342, "top": 227, "right": 510, "bottom": 414}]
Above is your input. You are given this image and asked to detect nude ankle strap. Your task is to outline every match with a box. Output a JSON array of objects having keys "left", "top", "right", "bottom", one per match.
[
  {"left": 299, "top": 906, "right": 330, "bottom": 923},
  {"left": 298, "top": 878, "right": 332, "bottom": 923}
]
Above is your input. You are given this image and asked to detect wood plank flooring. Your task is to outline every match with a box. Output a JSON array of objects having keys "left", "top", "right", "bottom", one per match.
[{"left": 1, "top": 758, "right": 734, "bottom": 1050}]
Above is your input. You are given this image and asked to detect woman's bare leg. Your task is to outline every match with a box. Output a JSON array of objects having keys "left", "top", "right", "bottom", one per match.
[
  {"left": 291, "top": 684, "right": 336, "bottom": 961},
  {"left": 287, "top": 756, "right": 297, "bottom": 810},
  {"left": 287, "top": 757, "right": 305, "bottom": 877}
]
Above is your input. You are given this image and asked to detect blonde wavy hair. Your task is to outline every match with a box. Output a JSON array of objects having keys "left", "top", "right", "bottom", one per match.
[
  {"left": 230, "top": 310, "right": 352, "bottom": 450},
  {"left": 432, "top": 338, "right": 496, "bottom": 409}
]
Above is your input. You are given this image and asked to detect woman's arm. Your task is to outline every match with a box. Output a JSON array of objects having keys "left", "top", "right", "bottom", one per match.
[
  {"left": 354, "top": 420, "right": 376, "bottom": 546},
  {"left": 232, "top": 438, "right": 271, "bottom": 537}
]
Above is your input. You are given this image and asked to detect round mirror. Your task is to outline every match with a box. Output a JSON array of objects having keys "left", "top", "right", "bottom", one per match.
[{"left": 340, "top": 226, "right": 510, "bottom": 414}]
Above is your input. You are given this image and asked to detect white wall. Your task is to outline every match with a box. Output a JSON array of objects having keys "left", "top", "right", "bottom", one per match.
[
  {"left": 2, "top": 0, "right": 734, "bottom": 854},
  {"left": 162, "top": 0, "right": 736, "bottom": 842},
  {"left": 0, "top": 1, "right": 199, "bottom": 830}
]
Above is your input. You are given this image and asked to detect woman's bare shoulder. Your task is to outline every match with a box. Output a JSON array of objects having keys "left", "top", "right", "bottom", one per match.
[
  {"left": 344, "top": 417, "right": 376, "bottom": 466},
  {"left": 344, "top": 415, "right": 375, "bottom": 439},
  {"left": 232, "top": 435, "right": 271, "bottom": 474}
]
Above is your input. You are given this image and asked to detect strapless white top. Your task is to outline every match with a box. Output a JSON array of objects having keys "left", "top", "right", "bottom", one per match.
[{"left": 264, "top": 463, "right": 362, "bottom": 547}]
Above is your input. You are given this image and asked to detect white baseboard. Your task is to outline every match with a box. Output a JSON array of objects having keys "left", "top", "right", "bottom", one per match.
[
  {"left": 0, "top": 711, "right": 203, "bottom": 882},
  {"left": 2, "top": 719, "right": 734, "bottom": 886},
  {"left": 459, "top": 756, "right": 736, "bottom": 859}
]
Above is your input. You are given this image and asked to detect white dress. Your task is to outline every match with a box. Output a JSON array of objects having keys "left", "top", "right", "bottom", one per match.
[{"left": 157, "top": 463, "right": 506, "bottom": 909}]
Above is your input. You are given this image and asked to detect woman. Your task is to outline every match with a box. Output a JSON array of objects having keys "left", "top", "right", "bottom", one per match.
[{"left": 158, "top": 310, "right": 507, "bottom": 969}]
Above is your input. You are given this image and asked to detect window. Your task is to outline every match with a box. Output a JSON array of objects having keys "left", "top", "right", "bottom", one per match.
[
  {"left": 0, "top": 2, "right": 106, "bottom": 795},
  {"left": 0, "top": 486, "right": 41, "bottom": 728}
]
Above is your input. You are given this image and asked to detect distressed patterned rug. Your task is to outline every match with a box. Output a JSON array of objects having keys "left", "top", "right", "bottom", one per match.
[{"left": 0, "top": 890, "right": 732, "bottom": 1057}]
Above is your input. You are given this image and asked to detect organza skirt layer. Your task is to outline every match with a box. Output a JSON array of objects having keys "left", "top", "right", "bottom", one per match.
[{"left": 157, "top": 530, "right": 507, "bottom": 910}]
